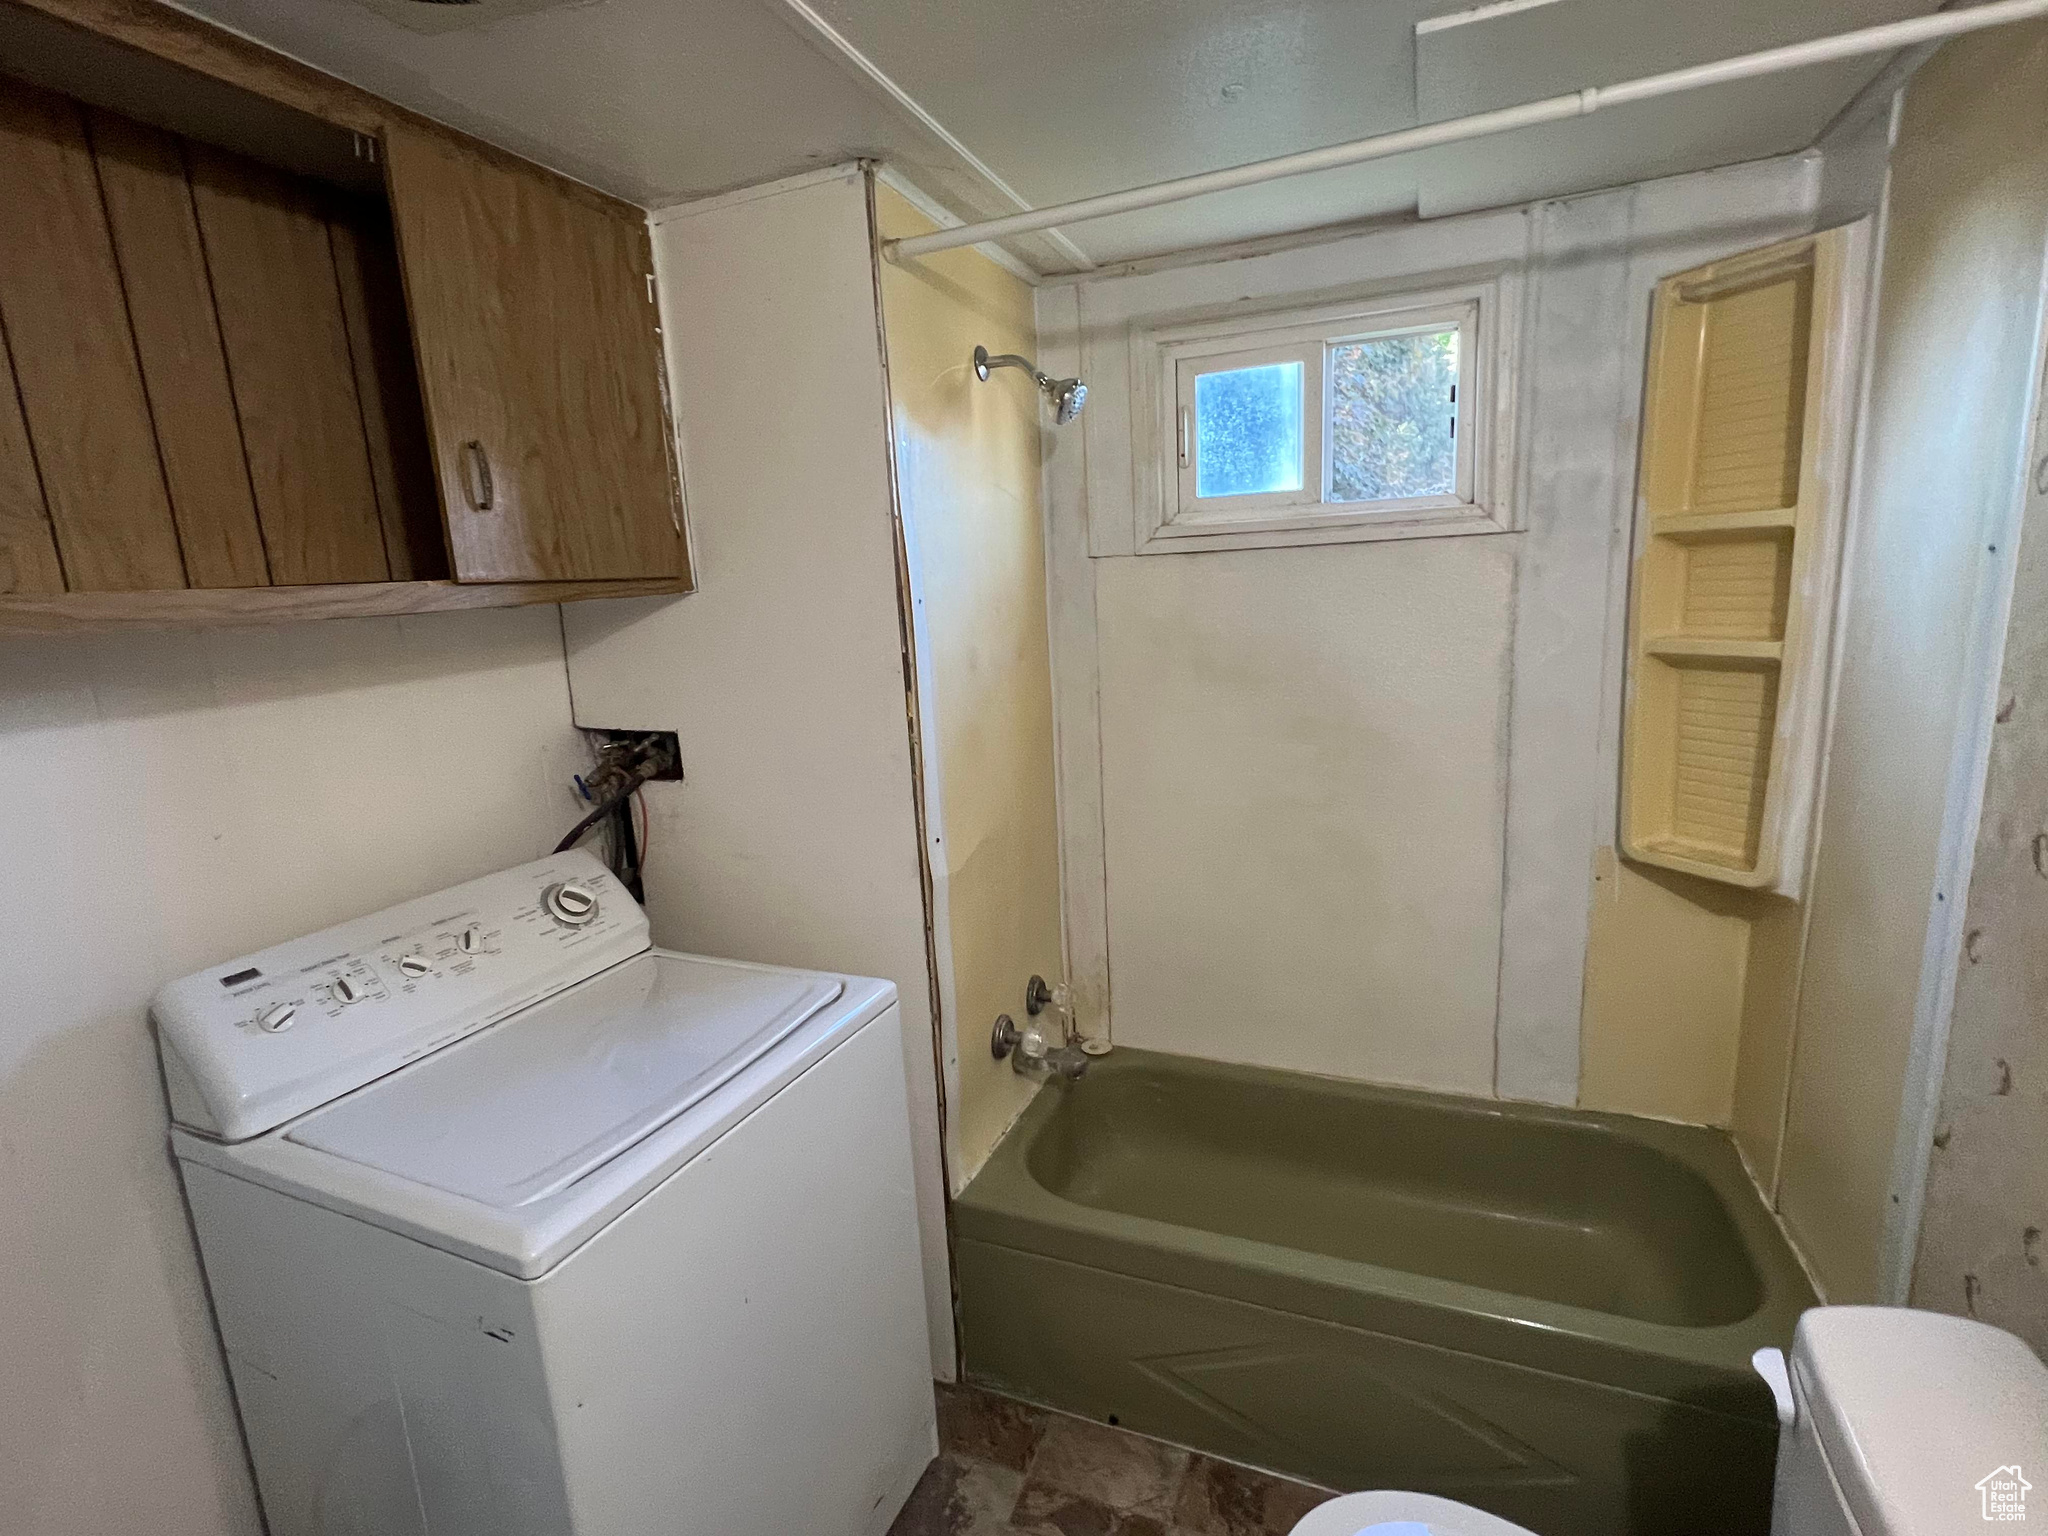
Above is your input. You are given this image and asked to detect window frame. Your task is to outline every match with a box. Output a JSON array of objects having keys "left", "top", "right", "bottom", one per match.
[
  {"left": 1176, "top": 340, "right": 1321, "bottom": 514},
  {"left": 1131, "top": 275, "right": 1520, "bottom": 554}
]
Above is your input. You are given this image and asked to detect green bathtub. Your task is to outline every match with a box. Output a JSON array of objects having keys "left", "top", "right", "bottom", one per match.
[{"left": 954, "top": 1048, "right": 1815, "bottom": 1536}]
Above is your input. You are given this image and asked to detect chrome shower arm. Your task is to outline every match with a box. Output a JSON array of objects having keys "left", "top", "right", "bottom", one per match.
[
  {"left": 972, "top": 348, "right": 1050, "bottom": 388},
  {"left": 971, "top": 344, "right": 1088, "bottom": 424}
]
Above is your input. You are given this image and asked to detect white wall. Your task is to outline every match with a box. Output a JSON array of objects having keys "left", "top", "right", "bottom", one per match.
[
  {"left": 561, "top": 167, "right": 956, "bottom": 1377},
  {"left": 1038, "top": 155, "right": 1820, "bottom": 1104},
  {"left": 0, "top": 607, "right": 585, "bottom": 1536}
]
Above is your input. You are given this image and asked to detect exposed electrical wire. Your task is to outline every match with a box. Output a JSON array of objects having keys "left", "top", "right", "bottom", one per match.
[
  {"left": 553, "top": 782, "right": 640, "bottom": 858},
  {"left": 558, "top": 732, "right": 677, "bottom": 901}
]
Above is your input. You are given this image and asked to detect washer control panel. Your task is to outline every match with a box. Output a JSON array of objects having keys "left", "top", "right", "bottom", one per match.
[{"left": 152, "top": 849, "right": 649, "bottom": 1142}]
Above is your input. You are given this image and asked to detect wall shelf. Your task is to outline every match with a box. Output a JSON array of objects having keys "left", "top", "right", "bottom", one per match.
[
  {"left": 1642, "top": 636, "right": 1785, "bottom": 662},
  {"left": 1649, "top": 507, "right": 1799, "bottom": 540},
  {"left": 1619, "top": 222, "right": 1869, "bottom": 896}
]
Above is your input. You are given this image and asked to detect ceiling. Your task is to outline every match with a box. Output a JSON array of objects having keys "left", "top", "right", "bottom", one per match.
[{"left": 169, "top": 0, "right": 1943, "bottom": 271}]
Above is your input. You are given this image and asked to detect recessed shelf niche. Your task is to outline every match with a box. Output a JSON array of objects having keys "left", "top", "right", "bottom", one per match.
[{"left": 1620, "top": 223, "right": 1869, "bottom": 897}]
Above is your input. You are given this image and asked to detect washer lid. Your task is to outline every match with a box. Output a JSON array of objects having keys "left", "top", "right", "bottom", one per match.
[{"left": 285, "top": 952, "right": 843, "bottom": 1209}]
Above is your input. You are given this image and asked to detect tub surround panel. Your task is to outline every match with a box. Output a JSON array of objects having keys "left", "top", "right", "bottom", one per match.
[
  {"left": 1729, "top": 891, "right": 1809, "bottom": 1195},
  {"left": 1766, "top": 18, "right": 2048, "bottom": 1305},
  {"left": 1579, "top": 849, "right": 1752, "bottom": 1127},
  {"left": 1503, "top": 161, "right": 1818, "bottom": 1109},
  {"left": 1039, "top": 156, "right": 1823, "bottom": 1117},
  {"left": 1493, "top": 187, "right": 1635, "bottom": 1108},
  {"left": 875, "top": 182, "right": 1066, "bottom": 1190},
  {"left": 1033, "top": 283, "right": 1113, "bottom": 1053},
  {"left": 1565, "top": 161, "right": 1825, "bottom": 1128},
  {"left": 1093, "top": 540, "right": 1513, "bottom": 1095}
]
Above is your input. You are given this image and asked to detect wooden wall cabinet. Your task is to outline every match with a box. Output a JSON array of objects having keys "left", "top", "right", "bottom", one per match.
[
  {"left": 0, "top": 0, "right": 691, "bottom": 632},
  {"left": 386, "top": 127, "right": 686, "bottom": 585}
]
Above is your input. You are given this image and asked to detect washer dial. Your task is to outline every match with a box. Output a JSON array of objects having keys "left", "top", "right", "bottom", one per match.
[{"left": 543, "top": 880, "right": 600, "bottom": 928}]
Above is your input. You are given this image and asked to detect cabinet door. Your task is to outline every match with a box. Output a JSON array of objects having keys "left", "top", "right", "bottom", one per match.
[{"left": 383, "top": 126, "right": 687, "bottom": 584}]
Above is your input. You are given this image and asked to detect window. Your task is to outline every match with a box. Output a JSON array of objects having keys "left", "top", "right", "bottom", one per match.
[
  {"left": 1132, "top": 278, "right": 1517, "bottom": 552},
  {"left": 1328, "top": 330, "right": 1458, "bottom": 502},
  {"left": 1194, "top": 361, "right": 1304, "bottom": 498},
  {"left": 1175, "top": 310, "right": 1468, "bottom": 525}
]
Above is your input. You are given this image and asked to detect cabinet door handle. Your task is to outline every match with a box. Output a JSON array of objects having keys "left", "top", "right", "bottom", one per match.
[{"left": 462, "top": 440, "right": 495, "bottom": 511}]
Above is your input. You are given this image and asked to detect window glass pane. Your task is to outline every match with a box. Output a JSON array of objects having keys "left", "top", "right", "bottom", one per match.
[
  {"left": 1329, "top": 329, "right": 1459, "bottom": 503},
  {"left": 1194, "top": 361, "right": 1303, "bottom": 498}
]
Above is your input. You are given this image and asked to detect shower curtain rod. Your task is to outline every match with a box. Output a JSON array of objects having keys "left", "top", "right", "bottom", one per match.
[{"left": 884, "top": 0, "right": 2048, "bottom": 263}]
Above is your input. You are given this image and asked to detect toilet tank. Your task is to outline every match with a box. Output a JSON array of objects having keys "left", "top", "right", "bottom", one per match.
[{"left": 1769, "top": 1307, "right": 2048, "bottom": 1536}]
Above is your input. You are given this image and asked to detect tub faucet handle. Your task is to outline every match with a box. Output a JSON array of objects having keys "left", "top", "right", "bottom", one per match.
[
  {"left": 994, "top": 1010, "right": 1089, "bottom": 1080},
  {"left": 1026, "top": 974, "right": 1076, "bottom": 1041},
  {"left": 991, "top": 1014, "right": 1021, "bottom": 1059}
]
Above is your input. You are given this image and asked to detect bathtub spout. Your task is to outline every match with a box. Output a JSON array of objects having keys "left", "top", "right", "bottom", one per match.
[
  {"left": 1015, "top": 1040, "right": 1089, "bottom": 1081},
  {"left": 991, "top": 1014, "right": 1090, "bottom": 1080},
  {"left": 1040, "top": 1043, "right": 1091, "bottom": 1081}
]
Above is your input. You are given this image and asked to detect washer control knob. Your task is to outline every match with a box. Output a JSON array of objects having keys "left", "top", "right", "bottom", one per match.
[
  {"left": 459, "top": 925, "right": 484, "bottom": 954},
  {"left": 543, "top": 881, "right": 600, "bottom": 928},
  {"left": 331, "top": 974, "right": 360, "bottom": 1004},
  {"left": 398, "top": 954, "right": 431, "bottom": 979},
  {"left": 255, "top": 1002, "right": 297, "bottom": 1033}
]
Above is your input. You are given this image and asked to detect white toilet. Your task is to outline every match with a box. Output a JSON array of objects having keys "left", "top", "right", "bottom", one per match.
[{"left": 1289, "top": 1306, "right": 2048, "bottom": 1536}]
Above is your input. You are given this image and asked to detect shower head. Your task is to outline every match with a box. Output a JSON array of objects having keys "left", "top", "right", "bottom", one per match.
[{"left": 973, "top": 344, "right": 1087, "bottom": 424}]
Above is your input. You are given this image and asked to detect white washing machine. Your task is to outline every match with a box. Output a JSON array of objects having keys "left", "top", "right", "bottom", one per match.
[{"left": 154, "top": 850, "right": 937, "bottom": 1536}]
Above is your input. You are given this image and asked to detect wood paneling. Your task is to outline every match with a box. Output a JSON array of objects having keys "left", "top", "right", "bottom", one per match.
[
  {"left": 7, "top": 0, "right": 645, "bottom": 220},
  {"left": 87, "top": 107, "right": 270, "bottom": 587},
  {"left": 0, "top": 75, "right": 186, "bottom": 590},
  {"left": 187, "top": 143, "right": 389, "bottom": 585},
  {"left": 0, "top": 329, "right": 65, "bottom": 595},
  {"left": 0, "top": 0, "right": 686, "bottom": 617},
  {"left": 0, "top": 574, "right": 689, "bottom": 633},
  {"left": 6, "top": 0, "right": 383, "bottom": 134},
  {"left": 328, "top": 196, "right": 446, "bottom": 581},
  {"left": 385, "top": 124, "right": 685, "bottom": 585}
]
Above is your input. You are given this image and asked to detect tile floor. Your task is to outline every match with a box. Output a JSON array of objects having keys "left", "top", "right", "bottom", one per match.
[{"left": 889, "top": 1381, "right": 1335, "bottom": 1536}]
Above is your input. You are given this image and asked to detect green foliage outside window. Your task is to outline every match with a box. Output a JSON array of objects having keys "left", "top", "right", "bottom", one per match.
[{"left": 1329, "top": 330, "right": 1459, "bottom": 503}]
